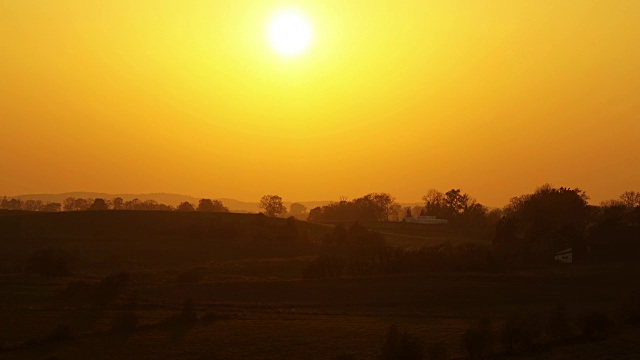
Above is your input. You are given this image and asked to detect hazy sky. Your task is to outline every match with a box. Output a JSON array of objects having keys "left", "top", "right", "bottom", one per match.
[{"left": 1, "top": 0, "right": 639, "bottom": 206}]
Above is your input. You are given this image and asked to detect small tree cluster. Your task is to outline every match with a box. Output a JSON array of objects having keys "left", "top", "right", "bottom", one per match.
[
  {"left": 0, "top": 197, "right": 62, "bottom": 212},
  {"left": 308, "top": 193, "right": 400, "bottom": 223}
]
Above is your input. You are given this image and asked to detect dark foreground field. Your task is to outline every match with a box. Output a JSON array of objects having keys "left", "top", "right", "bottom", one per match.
[{"left": 1, "top": 211, "right": 639, "bottom": 359}]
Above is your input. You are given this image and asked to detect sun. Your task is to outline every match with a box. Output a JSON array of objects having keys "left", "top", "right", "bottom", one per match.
[{"left": 267, "top": 9, "right": 313, "bottom": 57}]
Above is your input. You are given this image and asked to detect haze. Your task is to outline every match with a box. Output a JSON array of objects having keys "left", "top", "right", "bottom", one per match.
[{"left": 2, "top": 0, "right": 639, "bottom": 205}]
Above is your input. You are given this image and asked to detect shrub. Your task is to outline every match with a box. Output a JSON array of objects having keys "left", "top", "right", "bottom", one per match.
[
  {"left": 380, "top": 324, "right": 424, "bottom": 360},
  {"left": 462, "top": 319, "right": 494, "bottom": 360},
  {"left": 578, "top": 311, "right": 612, "bottom": 340}
]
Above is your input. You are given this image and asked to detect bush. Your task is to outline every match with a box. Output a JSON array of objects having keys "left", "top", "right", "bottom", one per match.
[
  {"left": 578, "top": 311, "right": 612, "bottom": 340},
  {"left": 462, "top": 319, "right": 494, "bottom": 360},
  {"left": 380, "top": 324, "right": 424, "bottom": 360}
]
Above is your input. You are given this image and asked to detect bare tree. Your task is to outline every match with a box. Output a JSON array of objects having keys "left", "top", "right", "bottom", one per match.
[{"left": 620, "top": 191, "right": 640, "bottom": 208}]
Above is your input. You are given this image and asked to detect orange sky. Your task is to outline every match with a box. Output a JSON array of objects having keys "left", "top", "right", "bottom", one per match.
[{"left": 1, "top": 0, "right": 639, "bottom": 206}]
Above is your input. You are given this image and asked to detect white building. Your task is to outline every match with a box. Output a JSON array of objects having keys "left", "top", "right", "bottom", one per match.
[
  {"left": 406, "top": 215, "right": 448, "bottom": 225},
  {"left": 554, "top": 248, "right": 572, "bottom": 264}
]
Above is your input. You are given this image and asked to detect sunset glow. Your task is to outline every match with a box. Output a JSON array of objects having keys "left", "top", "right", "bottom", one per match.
[{"left": 1, "top": 1, "right": 639, "bottom": 205}]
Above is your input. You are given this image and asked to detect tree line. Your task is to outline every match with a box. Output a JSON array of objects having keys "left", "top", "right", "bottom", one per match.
[{"left": 0, "top": 196, "right": 229, "bottom": 213}]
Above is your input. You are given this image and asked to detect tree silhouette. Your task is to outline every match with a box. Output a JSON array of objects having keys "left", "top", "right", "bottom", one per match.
[
  {"left": 620, "top": 191, "right": 640, "bottom": 208},
  {"left": 259, "top": 195, "right": 286, "bottom": 217},
  {"left": 495, "top": 184, "right": 590, "bottom": 258},
  {"left": 176, "top": 202, "right": 195, "bottom": 212},
  {"left": 89, "top": 198, "right": 109, "bottom": 211},
  {"left": 289, "top": 203, "right": 308, "bottom": 219},
  {"left": 23, "top": 200, "right": 44, "bottom": 211},
  {"left": 63, "top": 197, "right": 76, "bottom": 211},
  {"left": 196, "top": 199, "right": 229, "bottom": 212},
  {"left": 112, "top": 197, "right": 124, "bottom": 210},
  {"left": 42, "top": 202, "right": 62, "bottom": 212},
  {"left": 0, "top": 197, "right": 23, "bottom": 211}
]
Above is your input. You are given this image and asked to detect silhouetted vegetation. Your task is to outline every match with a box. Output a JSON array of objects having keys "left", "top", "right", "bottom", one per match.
[
  {"left": 197, "top": 198, "right": 230, "bottom": 212},
  {"left": 494, "top": 184, "right": 590, "bottom": 263},
  {"left": 259, "top": 194, "right": 287, "bottom": 217},
  {"left": 308, "top": 193, "right": 399, "bottom": 223}
]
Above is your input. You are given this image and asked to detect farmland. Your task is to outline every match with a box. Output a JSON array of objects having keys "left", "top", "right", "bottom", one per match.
[{"left": 1, "top": 211, "right": 639, "bottom": 359}]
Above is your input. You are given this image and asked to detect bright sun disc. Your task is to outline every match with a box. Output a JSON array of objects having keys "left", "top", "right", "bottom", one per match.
[{"left": 268, "top": 9, "right": 313, "bottom": 57}]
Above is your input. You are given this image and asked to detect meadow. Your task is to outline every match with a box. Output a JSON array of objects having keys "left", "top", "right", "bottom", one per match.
[{"left": 1, "top": 211, "right": 639, "bottom": 359}]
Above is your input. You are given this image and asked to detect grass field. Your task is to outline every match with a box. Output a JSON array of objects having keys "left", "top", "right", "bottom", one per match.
[{"left": 1, "top": 211, "right": 639, "bottom": 359}]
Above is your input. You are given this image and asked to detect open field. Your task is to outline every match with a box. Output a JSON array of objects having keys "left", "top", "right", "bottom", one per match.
[
  {"left": 1, "top": 211, "right": 639, "bottom": 359},
  {"left": 2, "top": 268, "right": 640, "bottom": 359},
  {"left": 359, "top": 222, "right": 492, "bottom": 249}
]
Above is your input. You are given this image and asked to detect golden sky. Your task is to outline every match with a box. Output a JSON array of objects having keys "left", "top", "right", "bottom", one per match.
[{"left": 1, "top": 0, "right": 639, "bottom": 206}]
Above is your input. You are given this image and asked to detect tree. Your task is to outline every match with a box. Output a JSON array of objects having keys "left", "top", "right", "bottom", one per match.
[
  {"left": 23, "top": 200, "right": 44, "bottom": 211},
  {"left": 1, "top": 197, "right": 23, "bottom": 211},
  {"left": 620, "top": 191, "right": 640, "bottom": 208},
  {"left": 176, "top": 202, "right": 195, "bottom": 212},
  {"left": 89, "top": 198, "right": 109, "bottom": 211},
  {"left": 496, "top": 184, "right": 590, "bottom": 257},
  {"left": 112, "top": 197, "right": 124, "bottom": 210},
  {"left": 43, "top": 202, "right": 62, "bottom": 212},
  {"left": 422, "top": 188, "right": 489, "bottom": 227},
  {"left": 259, "top": 195, "right": 286, "bottom": 217},
  {"left": 404, "top": 207, "right": 412, "bottom": 220},
  {"left": 289, "top": 203, "right": 308, "bottom": 219},
  {"left": 196, "top": 199, "right": 229, "bottom": 212},
  {"left": 63, "top": 197, "right": 76, "bottom": 211},
  {"left": 363, "top": 193, "right": 398, "bottom": 221}
]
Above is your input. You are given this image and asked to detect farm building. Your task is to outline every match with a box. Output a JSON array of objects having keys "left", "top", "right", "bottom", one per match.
[
  {"left": 554, "top": 248, "right": 572, "bottom": 263},
  {"left": 405, "top": 215, "right": 448, "bottom": 225}
]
